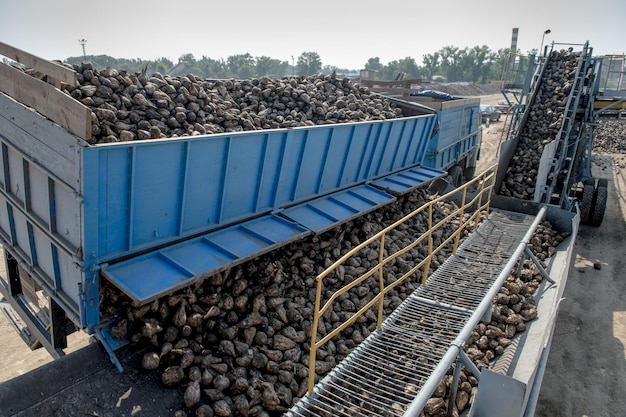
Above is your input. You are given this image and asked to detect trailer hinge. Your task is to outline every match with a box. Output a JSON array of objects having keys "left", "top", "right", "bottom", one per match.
[
  {"left": 78, "top": 282, "right": 87, "bottom": 325},
  {"left": 73, "top": 191, "right": 85, "bottom": 204},
  {"left": 72, "top": 254, "right": 85, "bottom": 270}
]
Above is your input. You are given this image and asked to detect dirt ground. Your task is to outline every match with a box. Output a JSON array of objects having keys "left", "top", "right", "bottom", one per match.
[
  {"left": 535, "top": 151, "right": 626, "bottom": 417},
  {"left": 1, "top": 92, "right": 625, "bottom": 417}
]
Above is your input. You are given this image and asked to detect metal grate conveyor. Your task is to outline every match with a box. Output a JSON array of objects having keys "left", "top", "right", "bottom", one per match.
[{"left": 286, "top": 208, "right": 542, "bottom": 417}]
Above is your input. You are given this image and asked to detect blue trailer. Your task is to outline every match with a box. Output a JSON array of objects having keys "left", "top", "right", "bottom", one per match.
[
  {"left": 0, "top": 44, "right": 481, "bottom": 365},
  {"left": 403, "top": 93, "right": 482, "bottom": 184}
]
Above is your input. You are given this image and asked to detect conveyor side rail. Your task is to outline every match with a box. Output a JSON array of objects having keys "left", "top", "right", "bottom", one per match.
[
  {"left": 539, "top": 43, "right": 592, "bottom": 204},
  {"left": 286, "top": 207, "right": 545, "bottom": 417}
]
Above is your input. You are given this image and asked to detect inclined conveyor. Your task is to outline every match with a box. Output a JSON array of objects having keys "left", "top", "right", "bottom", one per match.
[{"left": 286, "top": 206, "right": 558, "bottom": 417}]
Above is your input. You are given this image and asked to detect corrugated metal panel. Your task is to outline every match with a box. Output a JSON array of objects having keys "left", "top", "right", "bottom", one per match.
[
  {"left": 281, "top": 185, "right": 394, "bottom": 234},
  {"left": 101, "top": 215, "right": 309, "bottom": 303},
  {"left": 372, "top": 166, "right": 446, "bottom": 194},
  {"left": 84, "top": 114, "right": 436, "bottom": 264}
]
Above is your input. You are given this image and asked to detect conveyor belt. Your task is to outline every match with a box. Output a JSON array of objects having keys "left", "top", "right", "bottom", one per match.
[{"left": 286, "top": 208, "right": 539, "bottom": 417}]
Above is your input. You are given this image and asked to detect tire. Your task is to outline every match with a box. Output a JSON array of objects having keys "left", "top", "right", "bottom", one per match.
[
  {"left": 580, "top": 183, "right": 595, "bottom": 225},
  {"left": 463, "top": 166, "right": 476, "bottom": 181},
  {"left": 589, "top": 184, "right": 608, "bottom": 227},
  {"left": 448, "top": 165, "right": 464, "bottom": 187}
]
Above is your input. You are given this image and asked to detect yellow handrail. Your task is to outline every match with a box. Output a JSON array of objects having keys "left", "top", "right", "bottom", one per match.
[{"left": 306, "top": 163, "right": 498, "bottom": 394}]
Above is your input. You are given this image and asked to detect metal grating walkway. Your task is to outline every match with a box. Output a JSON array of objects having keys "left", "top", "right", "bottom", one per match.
[{"left": 286, "top": 209, "right": 539, "bottom": 417}]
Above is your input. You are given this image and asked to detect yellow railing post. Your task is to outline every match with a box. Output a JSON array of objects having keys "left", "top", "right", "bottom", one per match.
[
  {"left": 473, "top": 173, "right": 481, "bottom": 227},
  {"left": 304, "top": 164, "right": 498, "bottom": 396},
  {"left": 452, "top": 185, "right": 468, "bottom": 255},
  {"left": 422, "top": 203, "right": 433, "bottom": 284},
  {"left": 307, "top": 275, "right": 325, "bottom": 394},
  {"left": 377, "top": 233, "right": 386, "bottom": 330}
]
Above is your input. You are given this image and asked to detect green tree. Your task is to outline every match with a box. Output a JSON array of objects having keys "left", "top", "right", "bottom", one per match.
[
  {"left": 178, "top": 53, "right": 196, "bottom": 64},
  {"left": 255, "top": 56, "right": 285, "bottom": 77},
  {"left": 440, "top": 46, "right": 463, "bottom": 82},
  {"left": 60, "top": 44, "right": 537, "bottom": 83},
  {"left": 491, "top": 48, "right": 514, "bottom": 83},
  {"left": 497, "top": 50, "right": 531, "bottom": 87},
  {"left": 365, "top": 57, "right": 383, "bottom": 72},
  {"left": 397, "top": 57, "right": 420, "bottom": 78},
  {"left": 152, "top": 57, "right": 174, "bottom": 74},
  {"left": 421, "top": 52, "right": 441, "bottom": 80},
  {"left": 465, "top": 45, "right": 495, "bottom": 83},
  {"left": 380, "top": 57, "right": 420, "bottom": 80},
  {"left": 198, "top": 56, "right": 228, "bottom": 78},
  {"left": 322, "top": 64, "right": 338, "bottom": 74},
  {"left": 226, "top": 53, "right": 255, "bottom": 78},
  {"left": 296, "top": 52, "right": 322, "bottom": 76}
]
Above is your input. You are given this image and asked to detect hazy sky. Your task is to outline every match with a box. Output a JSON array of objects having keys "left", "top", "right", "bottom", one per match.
[{"left": 1, "top": 0, "right": 624, "bottom": 69}]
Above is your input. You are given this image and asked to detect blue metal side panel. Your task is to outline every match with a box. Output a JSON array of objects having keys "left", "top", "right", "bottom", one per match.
[
  {"left": 95, "top": 147, "right": 130, "bottom": 257},
  {"left": 436, "top": 106, "right": 466, "bottom": 152},
  {"left": 182, "top": 137, "right": 228, "bottom": 230},
  {"left": 423, "top": 102, "right": 480, "bottom": 171},
  {"left": 102, "top": 215, "right": 309, "bottom": 303},
  {"left": 372, "top": 166, "right": 447, "bottom": 194},
  {"left": 373, "top": 118, "right": 415, "bottom": 174},
  {"left": 281, "top": 185, "right": 395, "bottom": 234},
  {"left": 221, "top": 133, "right": 274, "bottom": 220},
  {"left": 84, "top": 114, "right": 436, "bottom": 264},
  {"left": 133, "top": 143, "right": 186, "bottom": 247}
]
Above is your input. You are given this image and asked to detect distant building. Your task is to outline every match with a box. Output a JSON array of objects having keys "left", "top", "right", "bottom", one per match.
[
  {"left": 166, "top": 61, "right": 194, "bottom": 77},
  {"left": 360, "top": 69, "right": 378, "bottom": 80}
]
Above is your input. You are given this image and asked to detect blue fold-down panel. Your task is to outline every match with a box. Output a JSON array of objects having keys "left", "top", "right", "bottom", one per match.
[
  {"left": 281, "top": 184, "right": 395, "bottom": 234},
  {"left": 372, "top": 166, "right": 446, "bottom": 194},
  {"left": 102, "top": 215, "right": 309, "bottom": 303},
  {"left": 101, "top": 166, "right": 442, "bottom": 304}
]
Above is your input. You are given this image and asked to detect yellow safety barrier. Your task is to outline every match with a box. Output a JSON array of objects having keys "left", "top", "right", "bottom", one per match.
[{"left": 306, "top": 163, "right": 498, "bottom": 394}]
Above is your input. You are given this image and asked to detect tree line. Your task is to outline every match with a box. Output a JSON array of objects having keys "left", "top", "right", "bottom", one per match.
[{"left": 62, "top": 45, "right": 534, "bottom": 83}]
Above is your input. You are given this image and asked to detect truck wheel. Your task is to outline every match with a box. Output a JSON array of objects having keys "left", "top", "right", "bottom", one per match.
[
  {"left": 589, "top": 183, "right": 608, "bottom": 226},
  {"left": 580, "top": 182, "right": 595, "bottom": 225},
  {"left": 463, "top": 166, "right": 476, "bottom": 181},
  {"left": 448, "top": 165, "right": 464, "bottom": 187}
]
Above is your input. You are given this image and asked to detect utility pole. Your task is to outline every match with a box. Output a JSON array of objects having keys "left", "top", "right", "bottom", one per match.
[
  {"left": 78, "top": 38, "right": 87, "bottom": 59},
  {"left": 539, "top": 29, "right": 551, "bottom": 57}
]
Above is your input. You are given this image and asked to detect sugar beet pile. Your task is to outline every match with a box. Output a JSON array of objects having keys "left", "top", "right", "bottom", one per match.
[
  {"left": 594, "top": 120, "right": 626, "bottom": 155},
  {"left": 102, "top": 185, "right": 567, "bottom": 417},
  {"left": 41, "top": 63, "right": 570, "bottom": 415},
  {"left": 50, "top": 63, "right": 404, "bottom": 144},
  {"left": 499, "top": 49, "right": 580, "bottom": 200},
  {"left": 102, "top": 188, "right": 466, "bottom": 416},
  {"left": 499, "top": 48, "right": 626, "bottom": 200}
]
